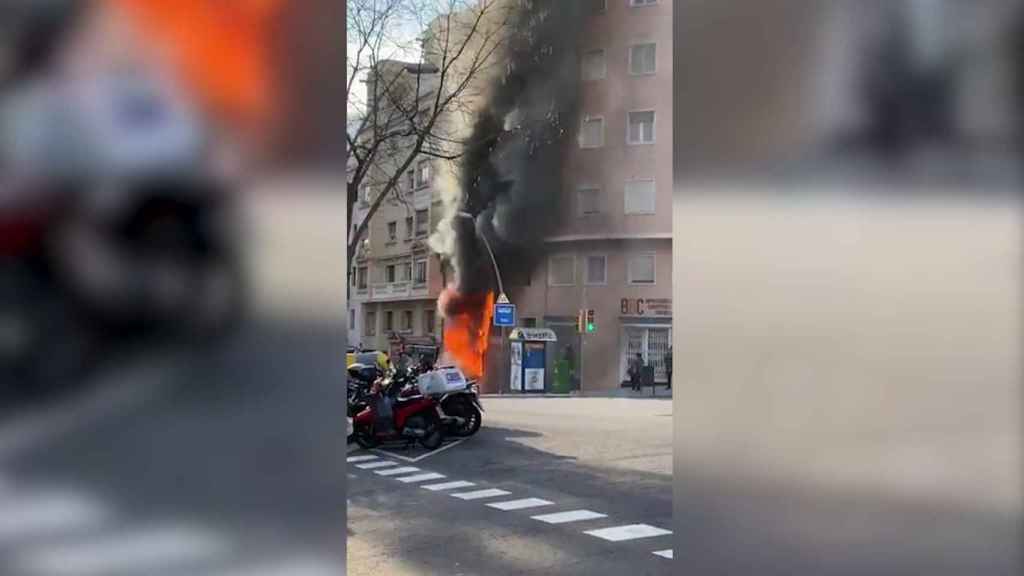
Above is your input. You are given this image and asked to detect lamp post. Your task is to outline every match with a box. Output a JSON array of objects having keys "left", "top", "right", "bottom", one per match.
[{"left": 456, "top": 211, "right": 507, "bottom": 394}]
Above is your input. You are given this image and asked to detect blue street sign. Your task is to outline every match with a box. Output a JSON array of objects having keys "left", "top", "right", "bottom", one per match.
[{"left": 493, "top": 303, "right": 516, "bottom": 327}]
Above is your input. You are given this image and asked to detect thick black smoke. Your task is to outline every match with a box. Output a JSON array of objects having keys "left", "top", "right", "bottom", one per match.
[{"left": 452, "top": 0, "right": 585, "bottom": 296}]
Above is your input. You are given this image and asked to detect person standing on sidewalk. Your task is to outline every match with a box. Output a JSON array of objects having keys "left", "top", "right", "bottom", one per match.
[
  {"left": 629, "top": 353, "right": 644, "bottom": 392},
  {"left": 665, "top": 346, "right": 672, "bottom": 390}
]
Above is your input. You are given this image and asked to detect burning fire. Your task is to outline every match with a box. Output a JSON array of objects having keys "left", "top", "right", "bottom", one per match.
[{"left": 440, "top": 288, "right": 495, "bottom": 379}]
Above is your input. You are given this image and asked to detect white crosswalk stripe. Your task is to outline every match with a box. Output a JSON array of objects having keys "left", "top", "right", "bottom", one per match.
[
  {"left": 450, "top": 488, "right": 512, "bottom": 501},
  {"left": 354, "top": 461, "right": 398, "bottom": 470},
  {"left": 374, "top": 466, "right": 420, "bottom": 476},
  {"left": 0, "top": 490, "right": 110, "bottom": 543},
  {"left": 584, "top": 524, "right": 672, "bottom": 542},
  {"left": 395, "top": 472, "right": 446, "bottom": 484},
  {"left": 486, "top": 498, "right": 554, "bottom": 511},
  {"left": 346, "top": 455, "right": 379, "bottom": 463},
  {"left": 421, "top": 480, "right": 476, "bottom": 491},
  {"left": 653, "top": 549, "right": 673, "bottom": 559},
  {"left": 531, "top": 510, "right": 608, "bottom": 524},
  {"left": 13, "top": 523, "right": 233, "bottom": 576}
]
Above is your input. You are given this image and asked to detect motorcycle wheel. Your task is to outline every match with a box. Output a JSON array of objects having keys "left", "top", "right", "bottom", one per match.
[
  {"left": 419, "top": 415, "right": 444, "bottom": 450},
  {"left": 446, "top": 398, "right": 482, "bottom": 437},
  {"left": 353, "top": 424, "right": 380, "bottom": 449}
]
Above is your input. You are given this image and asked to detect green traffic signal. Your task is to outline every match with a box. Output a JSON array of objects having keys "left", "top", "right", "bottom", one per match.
[{"left": 586, "top": 323, "right": 595, "bottom": 332}]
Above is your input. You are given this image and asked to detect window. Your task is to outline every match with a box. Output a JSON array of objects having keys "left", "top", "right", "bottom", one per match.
[
  {"left": 414, "top": 259, "right": 427, "bottom": 284},
  {"left": 402, "top": 310, "right": 413, "bottom": 332},
  {"left": 365, "top": 311, "right": 376, "bottom": 336},
  {"left": 360, "top": 185, "right": 371, "bottom": 206},
  {"left": 351, "top": 267, "right": 357, "bottom": 286},
  {"left": 548, "top": 255, "right": 575, "bottom": 286},
  {"left": 406, "top": 170, "right": 415, "bottom": 191},
  {"left": 585, "top": 255, "right": 607, "bottom": 285},
  {"left": 627, "top": 110, "right": 655, "bottom": 144},
  {"left": 581, "top": 49, "right": 606, "bottom": 81},
  {"left": 625, "top": 179, "right": 656, "bottom": 214},
  {"left": 630, "top": 0, "right": 658, "bottom": 6},
  {"left": 628, "top": 253, "right": 656, "bottom": 284},
  {"left": 423, "top": 309, "right": 436, "bottom": 335},
  {"left": 405, "top": 216, "right": 414, "bottom": 238},
  {"left": 387, "top": 221, "right": 397, "bottom": 241},
  {"left": 357, "top": 266, "right": 368, "bottom": 289},
  {"left": 629, "top": 43, "right": 656, "bottom": 75},
  {"left": 415, "top": 209, "right": 429, "bottom": 236},
  {"left": 417, "top": 160, "right": 431, "bottom": 187},
  {"left": 579, "top": 116, "right": 604, "bottom": 148},
  {"left": 400, "top": 262, "right": 411, "bottom": 282},
  {"left": 384, "top": 310, "right": 394, "bottom": 332},
  {"left": 578, "top": 187, "right": 601, "bottom": 216},
  {"left": 349, "top": 309, "right": 356, "bottom": 330},
  {"left": 386, "top": 265, "right": 396, "bottom": 283}
]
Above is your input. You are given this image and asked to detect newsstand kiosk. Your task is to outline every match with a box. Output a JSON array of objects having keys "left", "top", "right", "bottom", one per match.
[{"left": 508, "top": 328, "right": 557, "bottom": 393}]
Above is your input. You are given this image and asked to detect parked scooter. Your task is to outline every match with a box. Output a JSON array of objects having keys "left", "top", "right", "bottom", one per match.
[
  {"left": 350, "top": 367, "right": 445, "bottom": 451},
  {"left": 407, "top": 362, "right": 484, "bottom": 438}
]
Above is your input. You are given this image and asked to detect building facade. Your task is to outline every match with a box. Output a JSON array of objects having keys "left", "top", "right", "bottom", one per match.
[{"left": 504, "top": 0, "right": 673, "bottom": 393}]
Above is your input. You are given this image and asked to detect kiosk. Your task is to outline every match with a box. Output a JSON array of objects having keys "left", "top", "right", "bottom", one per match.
[{"left": 508, "top": 328, "right": 557, "bottom": 393}]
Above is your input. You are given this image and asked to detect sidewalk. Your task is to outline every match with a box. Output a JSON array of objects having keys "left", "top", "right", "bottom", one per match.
[{"left": 481, "top": 386, "right": 672, "bottom": 399}]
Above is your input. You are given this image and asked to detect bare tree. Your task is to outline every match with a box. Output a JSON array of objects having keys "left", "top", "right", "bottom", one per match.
[{"left": 346, "top": 0, "right": 515, "bottom": 283}]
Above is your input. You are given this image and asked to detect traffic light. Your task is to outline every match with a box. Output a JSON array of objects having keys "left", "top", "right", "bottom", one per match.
[
  {"left": 576, "top": 309, "right": 586, "bottom": 333},
  {"left": 586, "top": 309, "right": 595, "bottom": 333}
]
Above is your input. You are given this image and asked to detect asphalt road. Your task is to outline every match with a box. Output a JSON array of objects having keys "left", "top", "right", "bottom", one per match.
[{"left": 346, "top": 397, "right": 674, "bottom": 576}]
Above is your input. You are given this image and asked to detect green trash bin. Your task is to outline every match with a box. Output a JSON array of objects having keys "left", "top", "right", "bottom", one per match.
[{"left": 552, "top": 359, "right": 571, "bottom": 393}]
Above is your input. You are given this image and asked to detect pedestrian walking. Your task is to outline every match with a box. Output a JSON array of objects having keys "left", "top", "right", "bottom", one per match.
[
  {"left": 665, "top": 346, "right": 672, "bottom": 390},
  {"left": 628, "top": 353, "right": 644, "bottom": 392}
]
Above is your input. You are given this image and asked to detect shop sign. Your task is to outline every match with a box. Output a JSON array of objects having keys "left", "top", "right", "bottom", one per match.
[{"left": 620, "top": 298, "right": 672, "bottom": 316}]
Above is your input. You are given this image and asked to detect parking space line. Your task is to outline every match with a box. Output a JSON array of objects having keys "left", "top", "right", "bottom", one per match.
[
  {"left": 653, "top": 549, "right": 673, "bottom": 559},
  {"left": 421, "top": 481, "right": 476, "bottom": 492},
  {"left": 584, "top": 524, "right": 672, "bottom": 542},
  {"left": 450, "top": 488, "right": 511, "bottom": 501},
  {"left": 531, "top": 510, "right": 608, "bottom": 524},
  {"left": 486, "top": 498, "right": 554, "bottom": 511},
  {"left": 354, "top": 461, "right": 398, "bottom": 470},
  {"left": 373, "top": 467, "right": 420, "bottom": 477},
  {"left": 395, "top": 472, "right": 446, "bottom": 484},
  {"left": 346, "top": 455, "right": 378, "bottom": 463}
]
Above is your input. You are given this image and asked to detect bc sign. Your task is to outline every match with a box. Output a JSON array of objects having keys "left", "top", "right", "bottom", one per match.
[{"left": 493, "top": 303, "right": 516, "bottom": 327}]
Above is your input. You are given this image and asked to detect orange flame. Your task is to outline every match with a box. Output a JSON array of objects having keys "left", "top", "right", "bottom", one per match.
[{"left": 440, "top": 288, "right": 495, "bottom": 379}]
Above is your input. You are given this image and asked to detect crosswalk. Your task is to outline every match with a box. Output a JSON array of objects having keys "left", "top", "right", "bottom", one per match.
[
  {"left": 0, "top": 473, "right": 339, "bottom": 576},
  {"left": 347, "top": 452, "right": 673, "bottom": 561}
]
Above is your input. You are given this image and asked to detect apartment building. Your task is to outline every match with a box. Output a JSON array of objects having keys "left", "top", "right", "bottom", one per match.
[
  {"left": 348, "top": 61, "right": 446, "bottom": 356},
  {"left": 504, "top": 0, "right": 673, "bottom": 393}
]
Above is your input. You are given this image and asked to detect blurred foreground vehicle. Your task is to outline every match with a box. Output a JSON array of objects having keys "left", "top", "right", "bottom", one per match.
[{"left": 0, "top": 0, "right": 246, "bottom": 395}]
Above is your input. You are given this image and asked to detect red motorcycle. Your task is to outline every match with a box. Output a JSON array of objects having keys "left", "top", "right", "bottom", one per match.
[{"left": 351, "top": 367, "right": 445, "bottom": 451}]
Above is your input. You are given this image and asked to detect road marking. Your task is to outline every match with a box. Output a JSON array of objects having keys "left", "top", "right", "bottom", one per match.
[
  {"left": 373, "top": 466, "right": 420, "bottom": 476},
  {"left": 354, "top": 461, "right": 398, "bottom": 470},
  {"left": 370, "top": 437, "right": 468, "bottom": 463},
  {"left": 486, "top": 498, "right": 554, "bottom": 511},
  {"left": 450, "top": 488, "right": 511, "bottom": 501},
  {"left": 584, "top": 524, "right": 673, "bottom": 542},
  {"left": 653, "top": 549, "right": 673, "bottom": 559},
  {"left": 395, "top": 472, "right": 446, "bottom": 484},
  {"left": 346, "top": 455, "right": 379, "bottom": 463},
  {"left": 421, "top": 480, "right": 476, "bottom": 492},
  {"left": 0, "top": 490, "right": 110, "bottom": 542},
  {"left": 531, "top": 510, "right": 608, "bottom": 524},
  {"left": 14, "top": 523, "right": 232, "bottom": 576}
]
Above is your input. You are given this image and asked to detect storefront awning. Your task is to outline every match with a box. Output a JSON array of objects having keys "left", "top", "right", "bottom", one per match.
[{"left": 509, "top": 328, "right": 558, "bottom": 342}]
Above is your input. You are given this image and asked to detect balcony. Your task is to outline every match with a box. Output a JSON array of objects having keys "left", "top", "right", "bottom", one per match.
[{"left": 369, "top": 281, "right": 431, "bottom": 301}]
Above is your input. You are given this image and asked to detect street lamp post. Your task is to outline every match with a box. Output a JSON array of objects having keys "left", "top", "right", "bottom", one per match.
[{"left": 456, "top": 211, "right": 507, "bottom": 394}]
